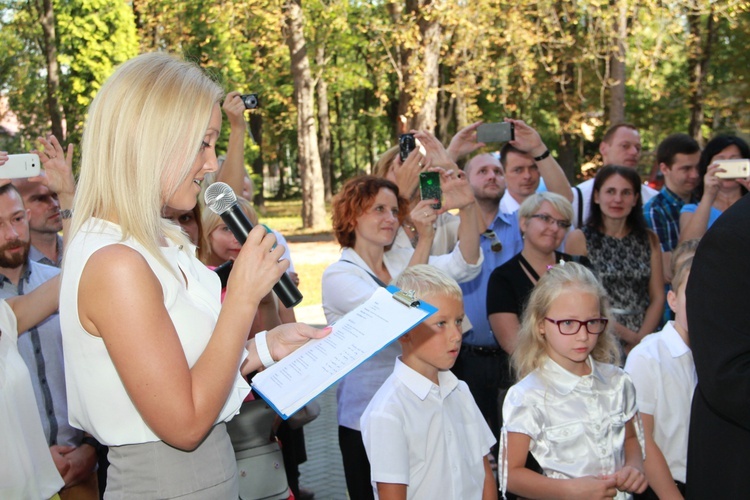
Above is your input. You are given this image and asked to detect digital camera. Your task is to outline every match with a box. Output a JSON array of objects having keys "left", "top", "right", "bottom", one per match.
[
  {"left": 241, "top": 93, "right": 260, "bottom": 109},
  {"left": 399, "top": 133, "right": 416, "bottom": 162}
]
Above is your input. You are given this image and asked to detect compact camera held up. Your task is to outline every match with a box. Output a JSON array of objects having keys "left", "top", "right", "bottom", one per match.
[{"left": 241, "top": 93, "right": 260, "bottom": 109}]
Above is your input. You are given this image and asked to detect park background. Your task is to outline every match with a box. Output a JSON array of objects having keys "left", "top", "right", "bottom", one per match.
[
  {"left": 1, "top": 4, "right": 747, "bottom": 494},
  {"left": 1, "top": 0, "right": 748, "bottom": 234}
]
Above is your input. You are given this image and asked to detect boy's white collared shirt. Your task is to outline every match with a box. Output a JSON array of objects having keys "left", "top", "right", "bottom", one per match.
[
  {"left": 361, "top": 357, "right": 496, "bottom": 500},
  {"left": 624, "top": 321, "right": 697, "bottom": 483}
]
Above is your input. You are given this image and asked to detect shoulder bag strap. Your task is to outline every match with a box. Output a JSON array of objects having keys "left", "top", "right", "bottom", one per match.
[
  {"left": 340, "top": 259, "right": 388, "bottom": 288},
  {"left": 574, "top": 185, "right": 583, "bottom": 228}
]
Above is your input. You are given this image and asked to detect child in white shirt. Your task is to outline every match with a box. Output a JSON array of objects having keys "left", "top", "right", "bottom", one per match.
[
  {"left": 624, "top": 256, "right": 696, "bottom": 499},
  {"left": 361, "top": 265, "right": 496, "bottom": 500},
  {"left": 501, "top": 262, "right": 647, "bottom": 499}
]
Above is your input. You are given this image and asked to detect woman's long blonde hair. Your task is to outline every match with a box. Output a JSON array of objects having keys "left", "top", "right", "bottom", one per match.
[
  {"left": 512, "top": 262, "right": 620, "bottom": 380},
  {"left": 70, "top": 52, "right": 223, "bottom": 268}
]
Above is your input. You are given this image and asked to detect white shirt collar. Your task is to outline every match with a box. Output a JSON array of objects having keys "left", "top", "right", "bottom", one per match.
[
  {"left": 660, "top": 321, "right": 691, "bottom": 358},
  {"left": 541, "top": 355, "right": 607, "bottom": 395},
  {"left": 500, "top": 191, "right": 521, "bottom": 215},
  {"left": 393, "top": 356, "right": 459, "bottom": 401}
]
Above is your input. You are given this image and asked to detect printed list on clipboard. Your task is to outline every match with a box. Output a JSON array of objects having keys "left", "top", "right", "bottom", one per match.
[{"left": 251, "top": 285, "right": 437, "bottom": 419}]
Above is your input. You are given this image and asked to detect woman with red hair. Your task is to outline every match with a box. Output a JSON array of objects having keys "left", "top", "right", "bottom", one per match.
[{"left": 322, "top": 173, "right": 483, "bottom": 499}]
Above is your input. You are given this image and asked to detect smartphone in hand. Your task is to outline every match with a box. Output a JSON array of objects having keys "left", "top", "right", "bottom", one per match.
[
  {"left": 419, "top": 171, "right": 442, "bottom": 210},
  {"left": 476, "top": 122, "right": 515, "bottom": 143},
  {"left": 1, "top": 154, "right": 41, "bottom": 178},
  {"left": 715, "top": 159, "right": 750, "bottom": 179}
]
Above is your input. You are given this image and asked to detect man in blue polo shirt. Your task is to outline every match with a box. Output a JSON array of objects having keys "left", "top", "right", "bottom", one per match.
[
  {"left": 454, "top": 120, "right": 572, "bottom": 448},
  {"left": 643, "top": 133, "right": 700, "bottom": 282}
]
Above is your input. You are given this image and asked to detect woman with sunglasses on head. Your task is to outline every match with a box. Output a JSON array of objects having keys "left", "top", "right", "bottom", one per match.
[
  {"left": 566, "top": 165, "right": 664, "bottom": 354},
  {"left": 487, "top": 192, "right": 590, "bottom": 356},
  {"left": 322, "top": 173, "right": 482, "bottom": 500}
]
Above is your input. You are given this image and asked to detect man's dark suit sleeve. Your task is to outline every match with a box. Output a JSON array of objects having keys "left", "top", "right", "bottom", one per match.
[{"left": 687, "top": 194, "right": 750, "bottom": 429}]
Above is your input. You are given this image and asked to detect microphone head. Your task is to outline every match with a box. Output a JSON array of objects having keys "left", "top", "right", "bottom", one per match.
[{"left": 204, "top": 182, "right": 237, "bottom": 215}]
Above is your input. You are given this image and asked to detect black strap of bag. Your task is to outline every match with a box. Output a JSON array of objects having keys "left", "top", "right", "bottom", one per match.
[
  {"left": 574, "top": 185, "right": 584, "bottom": 228},
  {"left": 340, "top": 259, "right": 388, "bottom": 288}
]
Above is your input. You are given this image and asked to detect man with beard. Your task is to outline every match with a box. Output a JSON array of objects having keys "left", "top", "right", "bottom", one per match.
[
  {"left": 452, "top": 120, "right": 572, "bottom": 450},
  {"left": 12, "top": 177, "right": 65, "bottom": 267},
  {"left": 0, "top": 184, "right": 98, "bottom": 498}
]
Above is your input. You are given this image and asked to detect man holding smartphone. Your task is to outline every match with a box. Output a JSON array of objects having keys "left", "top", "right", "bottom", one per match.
[{"left": 451, "top": 119, "right": 573, "bottom": 452}]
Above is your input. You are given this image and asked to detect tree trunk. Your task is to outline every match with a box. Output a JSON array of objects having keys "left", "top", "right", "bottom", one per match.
[
  {"left": 558, "top": 131, "right": 579, "bottom": 182},
  {"left": 608, "top": 0, "right": 628, "bottom": 125},
  {"left": 413, "top": 1, "right": 441, "bottom": 133},
  {"left": 554, "top": 61, "right": 580, "bottom": 178},
  {"left": 315, "top": 45, "right": 333, "bottom": 203},
  {"left": 395, "top": 9, "right": 414, "bottom": 132},
  {"left": 37, "top": 0, "right": 64, "bottom": 141},
  {"left": 687, "top": 5, "right": 716, "bottom": 146},
  {"left": 335, "top": 93, "right": 344, "bottom": 187},
  {"left": 392, "top": 0, "right": 441, "bottom": 133},
  {"left": 249, "top": 112, "right": 266, "bottom": 211},
  {"left": 276, "top": 143, "right": 287, "bottom": 199},
  {"left": 436, "top": 69, "right": 455, "bottom": 146},
  {"left": 284, "top": 0, "right": 326, "bottom": 229}
]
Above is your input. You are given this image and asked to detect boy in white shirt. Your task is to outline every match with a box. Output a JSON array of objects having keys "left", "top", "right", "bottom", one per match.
[
  {"left": 360, "top": 265, "right": 497, "bottom": 500},
  {"left": 624, "top": 254, "right": 696, "bottom": 499}
]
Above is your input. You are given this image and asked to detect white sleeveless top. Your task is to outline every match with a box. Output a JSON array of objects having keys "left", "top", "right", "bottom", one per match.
[
  {"left": 60, "top": 218, "right": 250, "bottom": 446},
  {"left": 0, "top": 300, "right": 64, "bottom": 499}
]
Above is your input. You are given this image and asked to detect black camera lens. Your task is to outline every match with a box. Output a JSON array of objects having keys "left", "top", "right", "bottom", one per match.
[
  {"left": 399, "top": 133, "right": 416, "bottom": 162},
  {"left": 241, "top": 93, "right": 259, "bottom": 109}
]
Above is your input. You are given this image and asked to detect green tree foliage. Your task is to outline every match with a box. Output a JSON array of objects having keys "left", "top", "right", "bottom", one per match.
[
  {"left": 1, "top": 0, "right": 748, "bottom": 188},
  {"left": 0, "top": 0, "right": 138, "bottom": 153}
]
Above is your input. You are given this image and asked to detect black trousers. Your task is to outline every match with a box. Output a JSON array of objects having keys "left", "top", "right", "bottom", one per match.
[
  {"left": 451, "top": 344, "right": 512, "bottom": 447},
  {"left": 338, "top": 426, "right": 375, "bottom": 500}
]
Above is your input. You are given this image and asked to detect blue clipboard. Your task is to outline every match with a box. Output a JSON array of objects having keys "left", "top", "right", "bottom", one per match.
[{"left": 251, "top": 285, "right": 437, "bottom": 419}]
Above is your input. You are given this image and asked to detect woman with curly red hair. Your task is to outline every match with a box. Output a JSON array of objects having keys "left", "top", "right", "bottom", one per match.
[{"left": 322, "top": 173, "right": 483, "bottom": 499}]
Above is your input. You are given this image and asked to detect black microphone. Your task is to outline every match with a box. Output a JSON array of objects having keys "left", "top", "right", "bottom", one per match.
[{"left": 204, "top": 182, "right": 303, "bottom": 308}]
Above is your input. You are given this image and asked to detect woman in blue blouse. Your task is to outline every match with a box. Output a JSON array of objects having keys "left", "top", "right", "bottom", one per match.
[{"left": 680, "top": 135, "right": 750, "bottom": 242}]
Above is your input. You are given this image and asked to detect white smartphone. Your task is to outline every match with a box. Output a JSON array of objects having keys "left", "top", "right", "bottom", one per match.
[
  {"left": 715, "top": 158, "right": 750, "bottom": 179},
  {"left": 1, "top": 154, "right": 41, "bottom": 178}
]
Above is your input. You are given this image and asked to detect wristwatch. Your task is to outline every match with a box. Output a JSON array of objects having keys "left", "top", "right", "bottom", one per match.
[
  {"left": 60, "top": 209, "right": 74, "bottom": 220},
  {"left": 533, "top": 149, "right": 551, "bottom": 162}
]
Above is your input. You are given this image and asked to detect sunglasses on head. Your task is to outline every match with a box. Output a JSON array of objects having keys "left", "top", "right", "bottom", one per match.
[{"left": 483, "top": 230, "right": 502, "bottom": 253}]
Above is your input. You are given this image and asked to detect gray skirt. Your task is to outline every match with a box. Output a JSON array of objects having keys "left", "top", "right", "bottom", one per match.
[{"left": 104, "top": 423, "right": 239, "bottom": 499}]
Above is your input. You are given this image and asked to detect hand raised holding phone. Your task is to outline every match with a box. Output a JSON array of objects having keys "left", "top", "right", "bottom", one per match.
[{"left": 0, "top": 153, "right": 41, "bottom": 179}]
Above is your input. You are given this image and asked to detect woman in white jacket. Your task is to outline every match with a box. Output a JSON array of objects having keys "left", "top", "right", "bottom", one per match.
[{"left": 322, "top": 173, "right": 483, "bottom": 499}]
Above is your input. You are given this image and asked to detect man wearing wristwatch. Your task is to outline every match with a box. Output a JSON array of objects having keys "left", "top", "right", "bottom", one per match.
[
  {"left": 499, "top": 143, "right": 560, "bottom": 214},
  {"left": 451, "top": 119, "right": 573, "bottom": 453}
]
